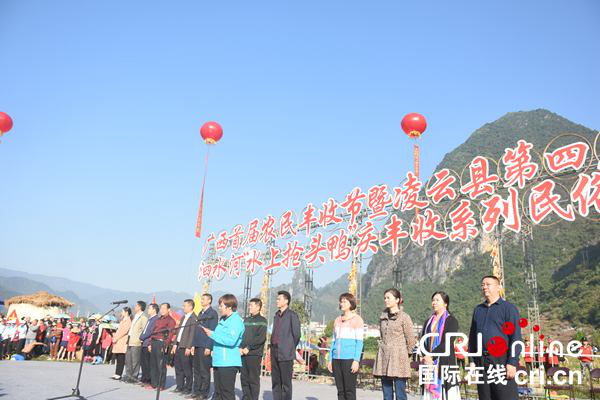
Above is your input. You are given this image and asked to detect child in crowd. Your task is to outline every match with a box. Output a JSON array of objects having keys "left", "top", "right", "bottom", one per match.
[
  {"left": 67, "top": 326, "right": 80, "bottom": 361},
  {"left": 56, "top": 323, "right": 71, "bottom": 360}
]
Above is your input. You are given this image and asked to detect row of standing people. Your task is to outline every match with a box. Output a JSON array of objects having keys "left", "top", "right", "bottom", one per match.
[
  {"left": 329, "top": 275, "right": 526, "bottom": 400},
  {"left": 110, "top": 290, "right": 302, "bottom": 400},
  {"left": 110, "top": 274, "right": 523, "bottom": 400},
  {"left": 0, "top": 316, "right": 107, "bottom": 361}
]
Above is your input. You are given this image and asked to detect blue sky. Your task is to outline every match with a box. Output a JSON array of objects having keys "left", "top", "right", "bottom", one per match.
[{"left": 1, "top": 1, "right": 598, "bottom": 296}]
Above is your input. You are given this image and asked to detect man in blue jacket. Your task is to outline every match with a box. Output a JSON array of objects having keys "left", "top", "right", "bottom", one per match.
[
  {"left": 138, "top": 303, "right": 159, "bottom": 386},
  {"left": 189, "top": 294, "right": 218, "bottom": 400},
  {"left": 468, "top": 275, "right": 522, "bottom": 400}
]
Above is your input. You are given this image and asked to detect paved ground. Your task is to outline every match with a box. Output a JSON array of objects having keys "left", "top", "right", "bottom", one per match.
[{"left": 0, "top": 360, "right": 417, "bottom": 400}]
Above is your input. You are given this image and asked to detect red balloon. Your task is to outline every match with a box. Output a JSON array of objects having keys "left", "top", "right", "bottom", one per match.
[
  {"left": 200, "top": 121, "right": 223, "bottom": 144},
  {"left": 401, "top": 113, "right": 427, "bottom": 138},
  {"left": 0, "top": 112, "right": 13, "bottom": 135}
]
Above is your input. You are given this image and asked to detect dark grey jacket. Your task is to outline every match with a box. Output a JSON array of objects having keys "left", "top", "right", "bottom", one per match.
[
  {"left": 193, "top": 307, "right": 218, "bottom": 349},
  {"left": 175, "top": 313, "right": 198, "bottom": 350},
  {"left": 271, "top": 308, "right": 301, "bottom": 361}
]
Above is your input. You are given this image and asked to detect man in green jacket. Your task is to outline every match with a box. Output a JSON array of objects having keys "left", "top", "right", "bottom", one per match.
[{"left": 240, "top": 298, "right": 268, "bottom": 400}]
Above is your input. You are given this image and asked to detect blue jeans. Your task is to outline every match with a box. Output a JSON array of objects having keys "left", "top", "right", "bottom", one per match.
[{"left": 381, "top": 377, "right": 407, "bottom": 400}]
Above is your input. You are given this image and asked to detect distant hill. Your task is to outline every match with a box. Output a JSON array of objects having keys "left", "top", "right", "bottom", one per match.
[
  {"left": 0, "top": 267, "right": 224, "bottom": 315},
  {"left": 0, "top": 276, "right": 98, "bottom": 314}
]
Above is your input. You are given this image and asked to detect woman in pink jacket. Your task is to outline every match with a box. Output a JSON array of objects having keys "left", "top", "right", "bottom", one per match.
[{"left": 111, "top": 308, "right": 132, "bottom": 380}]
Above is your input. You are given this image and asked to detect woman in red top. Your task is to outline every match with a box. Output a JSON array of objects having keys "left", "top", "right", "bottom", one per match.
[
  {"left": 101, "top": 328, "right": 113, "bottom": 364},
  {"left": 538, "top": 341, "right": 547, "bottom": 369},
  {"left": 546, "top": 338, "right": 560, "bottom": 367},
  {"left": 67, "top": 327, "right": 81, "bottom": 362},
  {"left": 454, "top": 337, "right": 467, "bottom": 371},
  {"left": 523, "top": 339, "right": 534, "bottom": 372},
  {"left": 579, "top": 338, "right": 594, "bottom": 379}
]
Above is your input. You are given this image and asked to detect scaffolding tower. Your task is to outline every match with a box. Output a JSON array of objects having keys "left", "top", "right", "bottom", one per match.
[
  {"left": 522, "top": 225, "right": 541, "bottom": 334},
  {"left": 303, "top": 262, "right": 314, "bottom": 321},
  {"left": 242, "top": 272, "right": 253, "bottom": 318}
]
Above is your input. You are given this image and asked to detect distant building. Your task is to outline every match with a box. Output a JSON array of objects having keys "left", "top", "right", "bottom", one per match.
[
  {"left": 308, "top": 321, "right": 327, "bottom": 336},
  {"left": 365, "top": 325, "right": 381, "bottom": 338},
  {"left": 5, "top": 291, "right": 74, "bottom": 320}
]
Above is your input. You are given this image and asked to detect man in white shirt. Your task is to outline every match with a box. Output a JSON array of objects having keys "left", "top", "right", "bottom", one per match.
[
  {"left": 123, "top": 301, "right": 148, "bottom": 383},
  {"left": 4, "top": 322, "right": 18, "bottom": 356},
  {"left": 16, "top": 319, "right": 29, "bottom": 353},
  {"left": 172, "top": 299, "right": 197, "bottom": 395}
]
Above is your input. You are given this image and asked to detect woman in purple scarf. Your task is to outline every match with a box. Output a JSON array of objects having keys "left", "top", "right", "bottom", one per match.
[{"left": 420, "top": 291, "right": 461, "bottom": 400}]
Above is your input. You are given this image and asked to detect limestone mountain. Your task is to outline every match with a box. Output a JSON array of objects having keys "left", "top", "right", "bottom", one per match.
[{"left": 359, "top": 109, "right": 599, "bottom": 337}]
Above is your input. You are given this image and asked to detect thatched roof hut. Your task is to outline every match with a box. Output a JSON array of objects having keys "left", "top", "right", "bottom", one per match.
[
  {"left": 5, "top": 291, "right": 74, "bottom": 320},
  {"left": 5, "top": 291, "right": 74, "bottom": 308}
]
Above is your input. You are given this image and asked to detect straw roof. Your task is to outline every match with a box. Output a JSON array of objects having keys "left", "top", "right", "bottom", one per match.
[{"left": 5, "top": 291, "right": 74, "bottom": 308}]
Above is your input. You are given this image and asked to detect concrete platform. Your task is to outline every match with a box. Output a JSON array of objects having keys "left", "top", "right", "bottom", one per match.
[{"left": 0, "top": 360, "right": 416, "bottom": 399}]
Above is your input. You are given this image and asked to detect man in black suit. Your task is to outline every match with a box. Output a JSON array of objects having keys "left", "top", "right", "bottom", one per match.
[
  {"left": 189, "top": 294, "right": 218, "bottom": 400},
  {"left": 270, "top": 291, "right": 301, "bottom": 400},
  {"left": 172, "top": 299, "right": 198, "bottom": 395}
]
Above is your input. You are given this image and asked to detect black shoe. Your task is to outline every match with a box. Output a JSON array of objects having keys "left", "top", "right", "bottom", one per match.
[{"left": 173, "top": 387, "right": 183, "bottom": 393}]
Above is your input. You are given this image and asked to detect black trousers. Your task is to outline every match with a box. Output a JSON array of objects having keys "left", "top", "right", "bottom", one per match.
[
  {"left": 16, "top": 339, "right": 26, "bottom": 354},
  {"left": 150, "top": 340, "right": 168, "bottom": 388},
  {"left": 270, "top": 349, "right": 293, "bottom": 400},
  {"left": 193, "top": 347, "right": 212, "bottom": 397},
  {"left": 140, "top": 346, "right": 151, "bottom": 383},
  {"left": 475, "top": 356, "right": 518, "bottom": 400},
  {"left": 0, "top": 339, "right": 7, "bottom": 358},
  {"left": 114, "top": 353, "right": 126, "bottom": 376},
  {"left": 241, "top": 355, "right": 262, "bottom": 400},
  {"left": 332, "top": 359, "right": 357, "bottom": 400},
  {"left": 213, "top": 366, "right": 238, "bottom": 400},
  {"left": 174, "top": 347, "right": 193, "bottom": 391}
]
